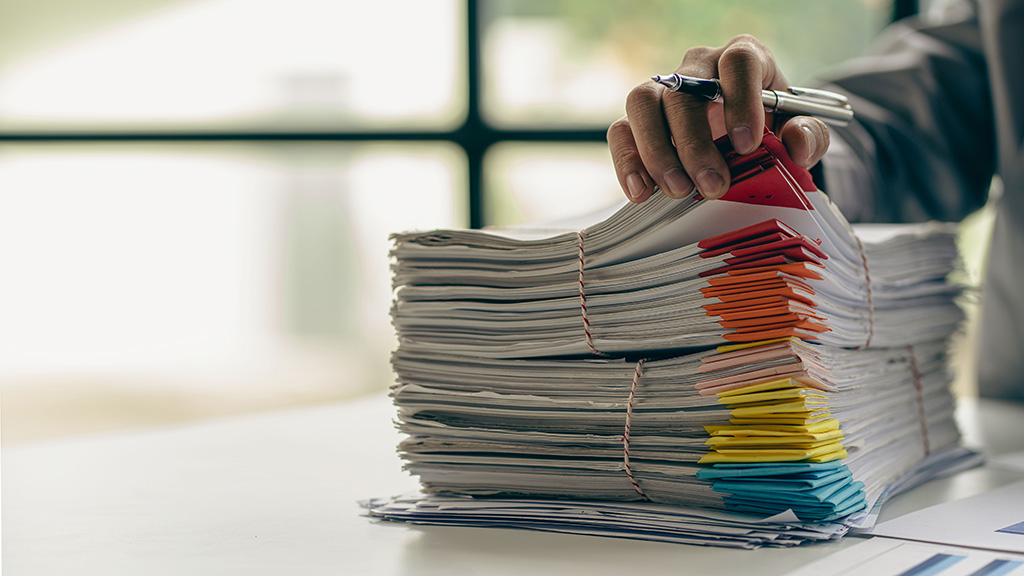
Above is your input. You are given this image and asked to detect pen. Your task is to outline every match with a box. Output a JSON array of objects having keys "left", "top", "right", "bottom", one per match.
[{"left": 652, "top": 73, "right": 854, "bottom": 127}]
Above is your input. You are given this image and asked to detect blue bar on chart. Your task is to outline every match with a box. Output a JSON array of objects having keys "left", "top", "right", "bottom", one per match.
[
  {"left": 898, "top": 553, "right": 965, "bottom": 576},
  {"left": 997, "top": 521, "right": 1024, "bottom": 536},
  {"left": 970, "top": 558, "right": 1024, "bottom": 576}
]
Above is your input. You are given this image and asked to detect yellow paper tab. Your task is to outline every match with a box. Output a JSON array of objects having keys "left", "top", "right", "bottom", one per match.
[
  {"left": 705, "top": 432, "right": 843, "bottom": 447},
  {"left": 717, "top": 388, "right": 828, "bottom": 405},
  {"left": 715, "top": 337, "right": 795, "bottom": 354},
  {"left": 715, "top": 378, "right": 804, "bottom": 397},
  {"left": 705, "top": 418, "right": 841, "bottom": 436},
  {"left": 807, "top": 449, "right": 847, "bottom": 463},
  {"left": 729, "top": 401, "right": 831, "bottom": 419},
  {"left": 730, "top": 415, "right": 834, "bottom": 426},
  {"left": 698, "top": 442, "right": 847, "bottom": 464},
  {"left": 708, "top": 441, "right": 843, "bottom": 457}
]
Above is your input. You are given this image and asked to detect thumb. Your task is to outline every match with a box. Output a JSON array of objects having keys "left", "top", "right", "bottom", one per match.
[{"left": 778, "top": 117, "right": 830, "bottom": 168}]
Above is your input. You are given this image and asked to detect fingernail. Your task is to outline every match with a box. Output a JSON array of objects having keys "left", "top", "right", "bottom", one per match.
[
  {"left": 731, "top": 126, "right": 755, "bottom": 154},
  {"left": 696, "top": 169, "right": 726, "bottom": 199},
  {"left": 625, "top": 173, "right": 645, "bottom": 201},
  {"left": 800, "top": 125, "right": 817, "bottom": 164},
  {"left": 663, "top": 168, "right": 693, "bottom": 198}
]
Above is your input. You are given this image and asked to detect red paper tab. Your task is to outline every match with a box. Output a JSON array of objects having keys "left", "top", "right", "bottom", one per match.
[
  {"left": 699, "top": 255, "right": 791, "bottom": 278},
  {"left": 707, "top": 287, "right": 816, "bottom": 308},
  {"left": 698, "top": 219, "right": 800, "bottom": 251},
  {"left": 712, "top": 303, "right": 824, "bottom": 322},
  {"left": 704, "top": 273, "right": 816, "bottom": 294},
  {"left": 730, "top": 318, "right": 830, "bottom": 334},
  {"left": 700, "top": 232, "right": 789, "bottom": 259},
  {"left": 713, "top": 128, "right": 818, "bottom": 209},
  {"left": 729, "top": 236, "right": 827, "bottom": 260},
  {"left": 722, "top": 327, "right": 826, "bottom": 343},
  {"left": 703, "top": 295, "right": 796, "bottom": 312},
  {"left": 724, "top": 261, "right": 825, "bottom": 281},
  {"left": 701, "top": 278, "right": 789, "bottom": 295}
]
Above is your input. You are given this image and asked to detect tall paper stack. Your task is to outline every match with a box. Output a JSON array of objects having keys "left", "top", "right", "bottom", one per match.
[{"left": 365, "top": 130, "right": 978, "bottom": 547}]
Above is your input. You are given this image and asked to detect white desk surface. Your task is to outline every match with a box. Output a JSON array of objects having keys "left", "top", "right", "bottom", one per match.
[{"left": 5, "top": 394, "right": 1024, "bottom": 576}]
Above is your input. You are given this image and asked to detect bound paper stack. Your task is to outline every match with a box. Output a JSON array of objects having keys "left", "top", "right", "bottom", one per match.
[{"left": 365, "top": 130, "right": 979, "bottom": 547}]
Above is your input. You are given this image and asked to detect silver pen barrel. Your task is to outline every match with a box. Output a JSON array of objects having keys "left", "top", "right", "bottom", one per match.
[
  {"left": 653, "top": 73, "right": 855, "bottom": 127},
  {"left": 762, "top": 90, "right": 854, "bottom": 126}
]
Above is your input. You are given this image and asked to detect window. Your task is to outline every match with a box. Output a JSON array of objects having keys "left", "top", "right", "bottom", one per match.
[
  {"left": 478, "top": 0, "right": 894, "bottom": 226},
  {"left": 0, "top": 0, "right": 902, "bottom": 443}
]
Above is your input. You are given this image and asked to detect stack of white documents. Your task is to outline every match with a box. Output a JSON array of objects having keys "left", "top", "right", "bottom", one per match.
[{"left": 366, "top": 131, "right": 978, "bottom": 547}]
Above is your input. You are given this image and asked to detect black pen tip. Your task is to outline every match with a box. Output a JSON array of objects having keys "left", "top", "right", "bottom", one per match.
[
  {"left": 652, "top": 75, "right": 681, "bottom": 91},
  {"left": 653, "top": 74, "right": 719, "bottom": 100}
]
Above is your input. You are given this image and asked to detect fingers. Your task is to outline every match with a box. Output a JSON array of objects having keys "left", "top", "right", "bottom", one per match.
[
  {"left": 717, "top": 36, "right": 770, "bottom": 155},
  {"left": 779, "top": 116, "right": 830, "bottom": 167},
  {"left": 610, "top": 34, "right": 794, "bottom": 203},
  {"left": 661, "top": 46, "right": 730, "bottom": 199},
  {"left": 664, "top": 92, "right": 729, "bottom": 199},
  {"left": 624, "top": 82, "right": 696, "bottom": 199},
  {"left": 607, "top": 116, "right": 656, "bottom": 203}
]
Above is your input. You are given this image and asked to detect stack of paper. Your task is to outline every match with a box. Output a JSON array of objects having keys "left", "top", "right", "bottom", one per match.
[
  {"left": 363, "top": 493, "right": 848, "bottom": 549},
  {"left": 367, "top": 130, "right": 976, "bottom": 546}
]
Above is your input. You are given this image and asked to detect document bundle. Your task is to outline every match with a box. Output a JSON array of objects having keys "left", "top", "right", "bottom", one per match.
[{"left": 365, "top": 130, "right": 978, "bottom": 548}]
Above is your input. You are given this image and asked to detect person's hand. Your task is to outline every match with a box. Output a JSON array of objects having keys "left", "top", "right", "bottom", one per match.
[{"left": 607, "top": 34, "right": 831, "bottom": 203}]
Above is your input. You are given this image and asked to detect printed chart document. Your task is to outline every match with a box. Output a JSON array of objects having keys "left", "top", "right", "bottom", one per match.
[
  {"left": 783, "top": 538, "right": 1024, "bottom": 576},
  {"left": 869, "top": 479, "right": 1024, "bottom": 554}
]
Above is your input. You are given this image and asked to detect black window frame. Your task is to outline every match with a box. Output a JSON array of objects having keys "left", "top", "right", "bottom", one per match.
[{"left": 0, "top": 0, "right": 916, "bottom": 229}]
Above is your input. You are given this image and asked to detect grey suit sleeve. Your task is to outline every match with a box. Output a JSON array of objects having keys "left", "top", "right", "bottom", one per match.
[{"left": 818, "top": 2, "right": 996, "bottom": 224}]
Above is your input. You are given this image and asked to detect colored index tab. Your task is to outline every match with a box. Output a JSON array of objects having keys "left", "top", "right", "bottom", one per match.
[{"left": 698, "top": 218, "right": 801, "bottom": 250}]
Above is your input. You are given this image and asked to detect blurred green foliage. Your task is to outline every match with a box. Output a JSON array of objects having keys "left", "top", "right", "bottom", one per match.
[{"left": 485, "top": 0, "right": 890, "bottom": 84}]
